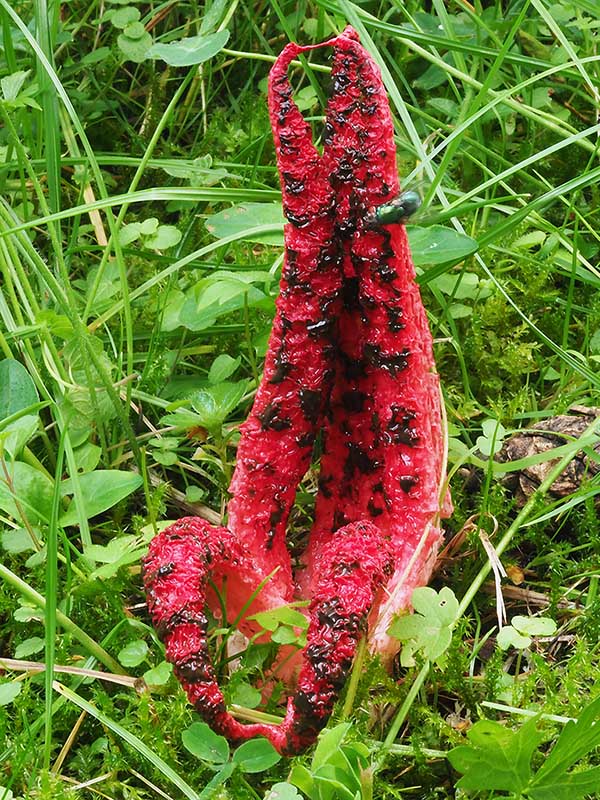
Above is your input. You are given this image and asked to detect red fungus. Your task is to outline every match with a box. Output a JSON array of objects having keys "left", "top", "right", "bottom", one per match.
[{"left": 143, "top": 26, "right": 451, "bottom": 756}]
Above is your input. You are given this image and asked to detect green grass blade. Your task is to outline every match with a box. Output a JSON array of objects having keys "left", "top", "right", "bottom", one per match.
[{"left": 53, "top": 682, "right": 202, "bottom": 800}]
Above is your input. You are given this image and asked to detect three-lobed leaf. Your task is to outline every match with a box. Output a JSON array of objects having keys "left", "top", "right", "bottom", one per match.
[{"left": 388, "top": 586, "right": 458, "bottom": 665}]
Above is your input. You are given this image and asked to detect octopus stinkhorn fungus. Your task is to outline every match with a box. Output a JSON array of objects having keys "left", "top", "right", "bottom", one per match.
[{"left": 143, "top": 26, "right": 451, "bottom": 756}]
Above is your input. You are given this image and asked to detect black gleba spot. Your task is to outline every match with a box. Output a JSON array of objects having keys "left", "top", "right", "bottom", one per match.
[
  {"left": 299, "top": 389, "right": 321, "bottom": 424},
  {"left": 257, "top": 402, "right": 292, "bottom": 431}
]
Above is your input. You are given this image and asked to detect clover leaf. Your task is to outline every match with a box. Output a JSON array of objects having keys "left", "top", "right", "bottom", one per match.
[{"left": 388, "top": 586, "right": 458, "bottom": 666}]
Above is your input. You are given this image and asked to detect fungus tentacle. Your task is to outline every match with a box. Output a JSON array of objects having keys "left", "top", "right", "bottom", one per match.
[
  {"left": 144, "top": 26, "right": 451, "bottom": 756},
  {"left": 144, "top": 518, "right": 392, "bottom": 753}
]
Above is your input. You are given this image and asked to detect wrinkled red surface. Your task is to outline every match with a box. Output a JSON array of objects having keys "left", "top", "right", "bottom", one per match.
[{"left": 143, "top": 25, "right": 451, "bottom": 756}]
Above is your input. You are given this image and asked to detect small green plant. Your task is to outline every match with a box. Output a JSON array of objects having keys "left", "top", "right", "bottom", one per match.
[
  {"left": 497, "top": 616, "right": 557, "bottom": 651},
  {"left": 119, "top": 217, "right": 182, "bottom": 251},
  {"left": 388, "top": 586, "right": 459, "bottom": 667},
  {"left": 448, "top": 696, "right": 600, "bottom": 798},
  {"left": 182, "top": 722, "right": 281, "bottom": 795},
  {"left": 249, "top": 604, "right": 310, "bottom": 649},
  {"left": 288, "top": 723, "right": 372, "bottom": 800}
]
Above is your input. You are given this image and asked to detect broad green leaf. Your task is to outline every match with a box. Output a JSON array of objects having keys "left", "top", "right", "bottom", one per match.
[
  {"left": 312, "top": 723, "right": 352, "bottom": 772},
  {"left": 60, "top": 470, "right": 143, "bottom": 526},
  {"left": 110, "top": 6, "right": 140, "bottom": 28},
  {"left": 412, "top": 586, "right": 459, "bottom": 626},
  {"left": 408, "top": 225, "right": 478, "bottom": 267},
  {"left": 432, "top": 272, "right": 487, "bottom": 301},
  {"left": 447, "top": 302, "right": 472, "bottom": 319},
  {"left": 427, "top": 97, "right": 458, "bottom": 118},
  {"left": 1, "top": 70, "right": 29, "bottom": 102},
  {"left": 448, "top": 717, "right": 542, "bottom": 793},
  {"left": 206, "top": 203, "right": 285, "bottom": 246},
  {"left": 182, "top": 721, "right": 229, "bottom": 764},
  {"left": 1, "top": 527, "right": 38, "bottom": 553},
  {"left": 14, "top": 636, "right": 45, "bottom": 658},
  {"left": 512, "top": 615, "right": 557, "bottom": 637},
  {"left": 147, "top": 30, "right": 229, "bottom": 67},
  {"left": 528, "top": 766, "right": 600, "bottom": 800},
  {"left": 294, "top": 85, "right": 319, "bottom": 112},
  {"left": 233, "top": 738, "right": 281, "bottom": 773},
  {"left": 529, "top": 696, "right": 600, "bottom": 794},
  {"left": 0, "top": 359, "right": 39, "bottom": 420},
  {"left": 84, "top": 535, "right": 138, "bottom": 564},
  {"left": 118, "top": 30, "right": 152, "bottom": 62},
  {"left": 26, "top": 546, "right": 46, "bottom": 569},
  {"left": 123, "top": 21, "right": 146, "bottom": 39},
  {"left": 199, "top": 763, "right": 234, "bottom": 796},
  {"left": 249, "top": 605, "right": 309, "bottom": 633},
  {"left": 1, "top": 414, "right": 38, "bottom": 458},
  {"left": 514, "top": 230, "right": 547, "bottom": 249},
  {"left": 160, "top": 409, "right": 205, "bottom": 430},
  {"left": 230, "top": 681, "right": 261, "bottom": 709},
  {"left": 144, "top": 224, "right": 182, "bottom": 250},
  {"left": 289, "top": 764, "right": 316, "bottom": 800},
  {"left": 118, "top": 639, "right": 149, "bottom": 667},
  {"left": 413, "top": 59, "right": 452, "bottom": 91},
  {"left": 85, "top": 535, "right": 147, "bottom": 580},
  {"left": 72, "top": 442, "right": 102, "bottom": 474},
  {"left": 160, "top": 156, "right": 235, "bottom": 187},
  {"left": 497, "top": 626, "right": 532, "bottom": 650},
  {"left": 271, "top": 624, "right": 304, "bottom": 645},
  {"left": 143, "top": 661, "right": 173, "bottom": 686},
  {"left": 81, "top": 47, "right": 111, "bottom": 65},
  {"left": 208, "top": 354, "right": 240, "bottom": 384},
  {"left": 190, "top": 382, "right": 247, "bottom": 430},
  {"left": 140, "top": 217, "right": 159, "bottom": 235},
  {"left": 37, "top": 309, "right": 74, "bottom": 339},
  {"left": 199, "top": 0, "right": 229, "bottom": 34},
  {"left": 389, "top": 586, "right": 458, "bottom": 664},
  {"left": 0, "top": 461, "right": 53, "bottom": 526},
  {"left": 170, "top": 277, "right": 270, "bottom": 332},
  {"left": 198, "top": 278, "right": 256, "bottom": 308},
  {"left": 152, "top": 449, "right": 179, "bottom": 466},
  {"left": 13, "top": 604, "right": 43, "bottom": 623},
  {"left": 185, "top": 486, "right": 206, "bottom": 503},
  {"left": 312, "top": 765, "right": 357, "bottom": 800},
  {"left": 119, "top": 222, "right": 142, "bottom": 245},
  {"left": 311, "top": 734, "right": 365, "bottom": 794},
  {"left": 0, "top": 682, "right": 22, "bottom": 706},
  {"left": 14, "top": 635, "right": 45, "bottom": 659},
  {"left": 477, "top": 418, "right": 507, "bottom": 456},
  {"left": 264, "top": 783, "right": 303, "bottom": 800}
]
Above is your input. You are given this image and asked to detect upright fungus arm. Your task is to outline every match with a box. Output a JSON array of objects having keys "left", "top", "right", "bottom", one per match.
[{"left": 144, "top": 25, "right": 450, "bottom": 756}]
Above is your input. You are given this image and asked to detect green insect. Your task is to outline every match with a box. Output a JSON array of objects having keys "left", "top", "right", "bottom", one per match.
[{"left": 368, "top": 190, "right": 422, "bottom": 227}]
